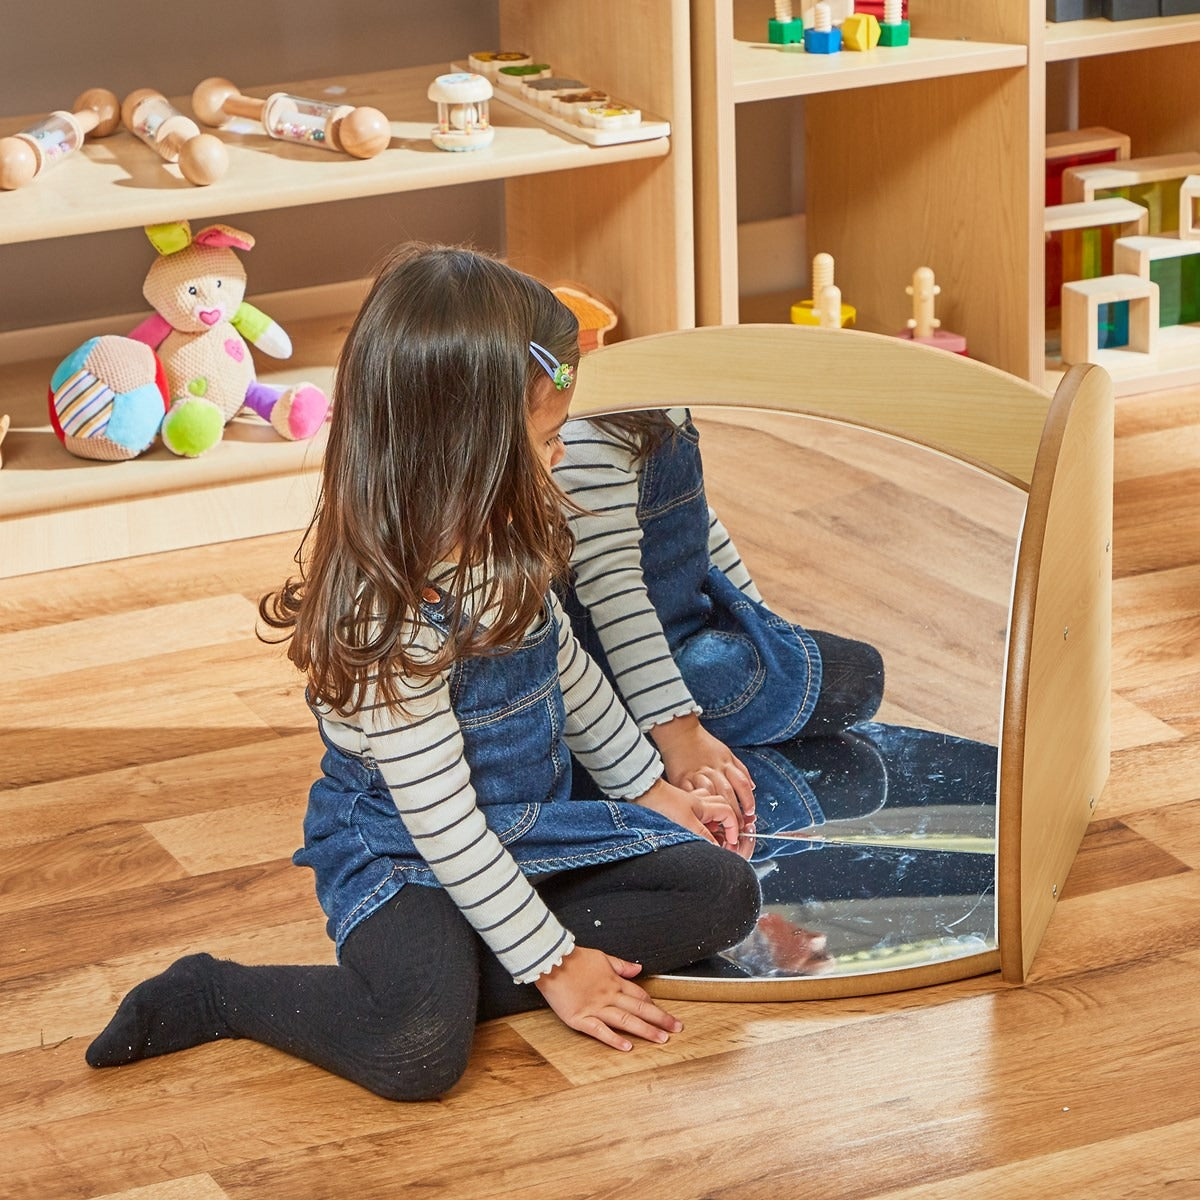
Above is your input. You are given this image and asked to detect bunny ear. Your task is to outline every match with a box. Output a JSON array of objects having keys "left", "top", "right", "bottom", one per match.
[
  {"left": 145, "top": 220, "right": 193, "bottom": 256},
  {"left": 193, "top": 224, "right": 255, "bottom": 252}
]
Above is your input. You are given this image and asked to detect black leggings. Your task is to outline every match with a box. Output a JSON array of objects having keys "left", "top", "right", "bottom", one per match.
[
  {"left": 803, "top": 629, "right": 886, "bottom": 735},
  {"left": 87, "top": 842, "right": 760, "bottom": 1101}
]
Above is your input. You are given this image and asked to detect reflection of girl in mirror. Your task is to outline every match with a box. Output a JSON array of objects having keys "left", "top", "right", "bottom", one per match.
[
  {"left": 555, "top": 408, "right": 889, "bottom": 846},
  {"left": 86, "top": 250, "right": 762, "bottom": 1101}
]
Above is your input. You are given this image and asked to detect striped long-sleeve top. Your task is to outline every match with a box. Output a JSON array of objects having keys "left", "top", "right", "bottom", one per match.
[
  {"left": 314, "top": 583, "right": 664, "bottom": 985},
  {"left": 555, "top": 408, "right": 763, "bottom": 732}
]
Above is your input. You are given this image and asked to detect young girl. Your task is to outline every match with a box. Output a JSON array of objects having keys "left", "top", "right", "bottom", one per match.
[
  {"left": 555, "top": 408, "right": 891, "bottom": 841},
  {"left": 86, "top": 247, "right": 761, "bottom": 1101}
]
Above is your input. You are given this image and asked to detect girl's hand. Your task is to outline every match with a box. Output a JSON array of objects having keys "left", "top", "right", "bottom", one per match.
[
  {"left": 649, "top": 714, "right": 756, "bottom": 826},
  {"left": 635, "top": 776, "right": 741, "bottom": 849},
  {"left": 534, "top": 947, "right": 683, "bottom": 1052}
]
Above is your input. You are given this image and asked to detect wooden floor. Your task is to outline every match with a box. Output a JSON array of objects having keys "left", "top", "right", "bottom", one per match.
[{"left": 2, "top": 388, "right": 1198, "bottom": 1199}]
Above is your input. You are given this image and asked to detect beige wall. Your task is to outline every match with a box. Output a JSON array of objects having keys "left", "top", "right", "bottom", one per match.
[{"left": 0, "top": 0, "right": 502, "bottom": 333}]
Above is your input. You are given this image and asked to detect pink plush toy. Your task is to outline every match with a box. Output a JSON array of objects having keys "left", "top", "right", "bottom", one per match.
[{"left": 127, "top": 220, "right": 329, "bottom": 457}]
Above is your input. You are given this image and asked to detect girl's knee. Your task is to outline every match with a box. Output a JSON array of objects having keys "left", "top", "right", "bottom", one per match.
[{"left": 356, "top": 1018, "right": 473, "bottom": 1102}]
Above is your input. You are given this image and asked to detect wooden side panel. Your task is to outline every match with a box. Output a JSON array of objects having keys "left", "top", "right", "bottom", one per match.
[{"left": 999, "top": 362, "right": 1114, "bottom": 981}]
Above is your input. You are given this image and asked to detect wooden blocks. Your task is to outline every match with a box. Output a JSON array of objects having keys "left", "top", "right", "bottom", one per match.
[
  {"left": 1114, "top": 235, "right": 1200, "bottom": 328},
  {"left": 1063, "top": 153, "right": 1200, "bottom": 235},
  {"left": 1061, "top": 274, "right": 1158, "bottom": 366},
  {"left": 1181, "top": 176, "right": 1200, "bottom": 241}
]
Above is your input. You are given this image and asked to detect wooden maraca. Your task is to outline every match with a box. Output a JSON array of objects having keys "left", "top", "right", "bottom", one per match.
[
  {"left": 0, "top": 87, "right": 120, "bottom": 190},
  {"left": 122, "top": 89, "right": 229, "bottom": 186},
  {"left": 191, "top": 76, "right": 390, "bottom": 158}
]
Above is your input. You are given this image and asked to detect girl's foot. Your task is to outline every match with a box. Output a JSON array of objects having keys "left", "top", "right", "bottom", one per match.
[{"left": 86, "top": 953, "right": 230, "bottom": 1067}]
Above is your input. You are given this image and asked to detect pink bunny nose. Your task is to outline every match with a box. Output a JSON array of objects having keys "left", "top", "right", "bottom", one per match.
[{"left": 198, "top": 308, "right": 222, "bottom": 326}]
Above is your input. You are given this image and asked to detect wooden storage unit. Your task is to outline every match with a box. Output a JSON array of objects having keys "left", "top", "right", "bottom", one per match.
[
  {"left": 0, "top": 1, "right": 693, "bottom": 578},
  {"left": 1047, "top": 13, "right": 1200, "bottom": 393},
  {"left": 694, "top": 1, "right": 1200, "bottom": 393}
]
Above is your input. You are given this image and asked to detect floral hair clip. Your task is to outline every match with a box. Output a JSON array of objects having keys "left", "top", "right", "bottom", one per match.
[{"left": 529, "top": 341, "right": 575, "bottom": 391}]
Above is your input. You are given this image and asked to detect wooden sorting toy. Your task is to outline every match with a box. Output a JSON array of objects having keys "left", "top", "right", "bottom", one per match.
[
  {"left": 768, "top": 0, "right": 805, "bottom": 44},
  {"left": 805, "top": 3, "right": 842, "bottom": 54},
  {"left": 0, "top": 88, "right": 120, "bottom": 190},
  {"left": 122, "top": 89, "right": 229, "bottom": 185},
  {"left": 466, "top": 57, "right": 669, "bottom": 147},
  {"left": 191, "top": 77, "right": 391, "bottom": 158},
  {"left": 467, "top": 51, "right": 532, "bottom": 78},
  {"left": 897, "top": 266, "right": 967, "bottom": 354},
  {"left": 791, "top": 252, "right": 856, "bottom": 327},
  {"left": 879, "top": 0, "right": 910, "bottom": 45},
  {"left": 428, "top": 73, "right": 494, "bottom": 151}
]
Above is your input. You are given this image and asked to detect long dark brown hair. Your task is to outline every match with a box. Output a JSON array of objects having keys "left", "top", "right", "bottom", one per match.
[
  {"left": 586, "top": 410, "right": 677, "bottom": 462},
  {"left": 260, "top": 244, "right": 580, "bottom": 713}
]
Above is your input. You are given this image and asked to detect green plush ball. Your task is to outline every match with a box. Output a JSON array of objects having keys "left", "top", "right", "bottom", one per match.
[{"left": 160, "top": 396, "right": 226, "bottom": 458}]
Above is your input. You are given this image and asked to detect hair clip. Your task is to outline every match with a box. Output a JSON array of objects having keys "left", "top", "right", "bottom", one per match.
[{"left": 529, "top": 340, "right": 574, "bottom": 391}]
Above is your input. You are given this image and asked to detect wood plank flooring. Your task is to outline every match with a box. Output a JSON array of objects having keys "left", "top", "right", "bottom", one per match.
[{"left": 1, "top": 389, "right": 1197, "bottom": 1199}]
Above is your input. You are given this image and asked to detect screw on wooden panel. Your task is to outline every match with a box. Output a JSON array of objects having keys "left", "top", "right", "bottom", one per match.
[
  {"left": 1052, "top": 883, "right": 1058, "bottom": 898},
  {"left": 1063, "top": 627, "right": 1069, "bottom": 640},
  {"left": 1106, "top": 541, "right": 1111, "bottom": 553},
  {"left": 1089, "top": 795, "right": 1096, "bottom": 810}
]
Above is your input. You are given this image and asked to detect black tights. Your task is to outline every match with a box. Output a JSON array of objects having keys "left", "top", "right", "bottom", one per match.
[{"left": 87, "top": 842, "right": 760, "bottom": 1101}]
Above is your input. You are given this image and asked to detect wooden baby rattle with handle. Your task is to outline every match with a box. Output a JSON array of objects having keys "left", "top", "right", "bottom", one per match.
[
  {"left": 0, "top": 87, "right": 120, "bottom": 190},
  {"left": 191, "top": 76, "right": 390, "bottom": 158},
  {"left": 122, "top": 89, "right": 229, "bottom": 186}
]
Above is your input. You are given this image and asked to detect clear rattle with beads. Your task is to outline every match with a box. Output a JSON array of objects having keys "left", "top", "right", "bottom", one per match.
[
  {"left": 191, "top": 77, "right": 391, "bottom": 159},
  {"left": 0, "top": 88, "right": 120, "bottom": 190},
  {"left": 427, "top": 73, "right": 495, "bottom": 152},
  {"left": 122, "top": 89, "right": 229, "bottom": 186}
]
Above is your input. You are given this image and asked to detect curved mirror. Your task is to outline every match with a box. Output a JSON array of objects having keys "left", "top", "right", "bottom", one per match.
[{"left": 602, "top": 407, "right": 1027, "bottom": 989}]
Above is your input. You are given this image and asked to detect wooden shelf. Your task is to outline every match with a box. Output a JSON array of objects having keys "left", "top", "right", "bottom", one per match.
[
  {"left": 0, "top": 1, "right": 694, "bottom": 577},
  {"left": 730, "top": 36, "right": 1026, "bottom": 103},
  {"left": 0, "top": 65, "right": 670, "bottom": 246},
  {"left": 1045, "top": 13, "right": 1200, "bottom": 62}
]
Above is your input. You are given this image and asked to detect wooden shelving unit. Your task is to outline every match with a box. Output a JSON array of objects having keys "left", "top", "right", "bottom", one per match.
[
  {"left": 0, "top": 1, "right": 693, "bottom": 578},
  {"left": 694, "top": 0, "right": 1200, "bottom": 395}
]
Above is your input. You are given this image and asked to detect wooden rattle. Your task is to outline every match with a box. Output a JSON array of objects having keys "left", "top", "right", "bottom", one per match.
[
  {"left": 122, "top": 89, "right": 229, "bottom": 186},
  {"left": 898, "top": 266, "right": 968, "bottom": 354},
  {"left": 191, "top": 77, "right": 390, "bottom": 159},
  {"left": 0, "top": 88, "right": 120, "bottom": 190}
]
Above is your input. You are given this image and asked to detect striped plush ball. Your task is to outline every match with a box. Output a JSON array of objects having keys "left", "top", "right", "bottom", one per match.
[{"left": 48, "top": 335, "right": 169, "bottom": 461}]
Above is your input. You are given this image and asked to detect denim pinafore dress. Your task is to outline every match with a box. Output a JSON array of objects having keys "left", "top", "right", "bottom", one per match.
[
  {"left": 564, "top": 414, "right": 829, "bottom": 836},
  {"left": 294, "top": 589, "right": 700, "bottom": 953}
]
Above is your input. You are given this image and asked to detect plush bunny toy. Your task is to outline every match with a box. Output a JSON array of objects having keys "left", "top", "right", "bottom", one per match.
[{"left": 127, "top": 220, "right": 329, "bottom": 457}]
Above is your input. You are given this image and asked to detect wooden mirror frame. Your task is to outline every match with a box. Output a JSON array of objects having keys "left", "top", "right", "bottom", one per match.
[{"left": 569, "top": 324, "right": 1113, "bottom": 996}]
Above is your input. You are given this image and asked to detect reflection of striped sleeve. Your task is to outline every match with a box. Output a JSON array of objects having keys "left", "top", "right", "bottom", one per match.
[
  {"left": 707, "top": 507, "right": 762, "bottom": 602},
  {"left": 556, "top": 409, "right": 764, "bottom": 727},
  {"left": 556, "top": 415, "right": 699, "bottom": 732},
  {"left": 319, "top": 624, "right": 574, "bottom": 985}
]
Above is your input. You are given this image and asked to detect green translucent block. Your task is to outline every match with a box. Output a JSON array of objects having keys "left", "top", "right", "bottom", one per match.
[{"left": 1150, "top": 254, "right": 1200, "bottom": 326}]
